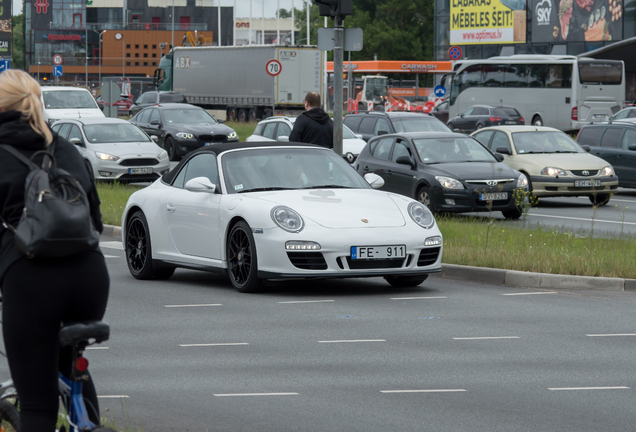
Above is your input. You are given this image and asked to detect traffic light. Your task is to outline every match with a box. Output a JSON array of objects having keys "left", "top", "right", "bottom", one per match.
[{"left": 312, "top": 0, "right": 352, "bottom": 18}]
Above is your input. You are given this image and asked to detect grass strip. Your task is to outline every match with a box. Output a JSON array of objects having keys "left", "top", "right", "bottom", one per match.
[{"left": 96, "top": 182, "right": 145, "bottom": 227}]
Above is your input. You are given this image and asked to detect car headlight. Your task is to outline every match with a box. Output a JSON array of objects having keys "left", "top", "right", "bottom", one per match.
[
  {"left": 271, "top": 206, "right": 304, "bottom": 233},
  {"left": 158, "top": 150, "right": 168, "bottom": 160},
  {"left": 600, "top": 165, "right": 615, "bottom": 176},
  {"left": 176, "top": 132, "right": 194, "bottom": 140},
  {"left": 435, "top": 176, "right": 464, "bottom": 190},
  {"left": 408, "top": 202, "right": 435, "bottom": 229},
  {"left": 517, "top": 173, "right": 528, "bottom": 189},
  {"left": 227, "top": 132, "right": 238, "bottom": 139},
  {"left": 540, "top": 167, "right": 567, "bottom": 177},
  {"left": 95, "top": 152, "right": 119, "bottom": 161}
]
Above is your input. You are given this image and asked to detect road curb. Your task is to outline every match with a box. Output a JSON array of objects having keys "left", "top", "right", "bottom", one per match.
[{"left": 102, "top": 224, "right": 636, "bottom": 292}]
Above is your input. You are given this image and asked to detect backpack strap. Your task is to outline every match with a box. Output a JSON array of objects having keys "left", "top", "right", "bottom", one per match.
[{"left": 0, "top": 144, "right": 40, "bottom": 170}]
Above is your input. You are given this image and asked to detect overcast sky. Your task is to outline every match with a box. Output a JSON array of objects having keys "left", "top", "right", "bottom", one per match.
[{"left": 13, "top": 0, "right": 306, "bottom": 18}]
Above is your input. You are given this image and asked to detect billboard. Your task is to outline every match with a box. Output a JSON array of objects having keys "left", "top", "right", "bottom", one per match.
[
  {"left": 450, "top": 0, "right": 527, "bottom": 44},
  {"left": 0, "top": 0, "right": 11, "bottom": 57},
  {"left": 532, "top": 0, "right": 623, "bottom": 42}
]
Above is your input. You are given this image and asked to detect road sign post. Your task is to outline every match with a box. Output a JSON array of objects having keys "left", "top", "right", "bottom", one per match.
[
  {"left": 266, "top": 59, "right": 282, "bottom": 118},
  {"left": 433, "top": 85, "right": 446, "bottom": 98},
  {"left": 53, "top": 54, "right": 63, "bottom": 65},
  {"left": 53, "top": 65, "right": 63, "bottom": 77}
]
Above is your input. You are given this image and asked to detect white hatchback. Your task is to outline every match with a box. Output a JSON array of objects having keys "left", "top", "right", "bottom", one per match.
[{"left": 41, "top": 86, "right": 105, "bottom": 125}]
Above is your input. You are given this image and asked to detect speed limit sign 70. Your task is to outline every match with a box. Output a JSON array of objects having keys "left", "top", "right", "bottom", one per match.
[{"left": 266, "top": 59, "right": 282, "bottom": 77}]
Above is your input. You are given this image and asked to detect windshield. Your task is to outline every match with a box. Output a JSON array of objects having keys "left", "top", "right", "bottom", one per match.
[
  {"left": 222, "top": 148, "right": 370, "bottom": 194},
  {"left": 413, "top": 137, "right": 496, "bottom": 163},
  {"left": 159, "top": 93, "right": 186, "bottom": 103},
  {"left": 578, "top": 61, "right": 623, "bottom": 85},
  {"left": 393, "top": 118, "right": 451, "bottom": 133},
  {"left": 493, "top": 108, "right": 520, "bottom": 117},
  {"left": 83, "top": 123, "right": 151, "bottom": 143},
  {"left": 42, "top": 90, "right": 99, "bottom": 109},
  {"left": 365, "top": 77, "right": 388, "bottom": 100},
  {"left": 512, "top": 132, "right": 584, "bottom": 154},
  {"left": 164, "top": 109, "right": 217, "bottom": 124}
]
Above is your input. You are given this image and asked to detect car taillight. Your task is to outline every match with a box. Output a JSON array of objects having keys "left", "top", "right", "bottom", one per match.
[
  {"left": 519, "top": 117, "right": 524, "bottom": 123},
  {"left": 571, "top": 107, "right": 578, "bottom": 121},
  {"left": 489, "top": 117, "right": 502, "bottom": 122}
]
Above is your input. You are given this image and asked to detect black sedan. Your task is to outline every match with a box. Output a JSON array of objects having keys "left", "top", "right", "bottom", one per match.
[
  {"left": 447, "top": 105, "right": 524, "bottom": 134},
  {"left": 354, "top": 132, "right": 529, "bottom": 219},
  {"left": 130, "top": 103, "right": 238, "bottom": 161}
]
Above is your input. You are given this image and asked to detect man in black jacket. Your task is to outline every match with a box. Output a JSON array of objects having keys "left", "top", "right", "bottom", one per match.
[{"left": 289, "top": 92, "right": 333, "bottom": 148}]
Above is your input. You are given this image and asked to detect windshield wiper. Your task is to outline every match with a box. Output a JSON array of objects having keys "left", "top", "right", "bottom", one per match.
[
  {"left": 238, "top": 187, "right": 289, "bottom": 193},
  {"left": 554, "top": 151, "right": 578, "bottom": 153},
  {"left": 302, "top": 184, "right": 352, "bottom": 189}
]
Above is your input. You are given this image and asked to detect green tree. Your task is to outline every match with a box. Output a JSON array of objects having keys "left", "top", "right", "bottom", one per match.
[{"left": 11, "top": 14, "right": 25, "bottom": 70}]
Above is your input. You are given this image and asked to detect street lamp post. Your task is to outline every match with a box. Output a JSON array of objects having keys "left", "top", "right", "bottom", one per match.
[
  {"left": 85, "top": 26, "right": 88, "bottom": 88},
  {"left": 97, "top": 30, "right": 106, "bottom": 87},
  {"left": 171, "top": 0, "right": 174, "bottom": 51},
  {"left": 37, "top": 61, "right": 40, "bottom": 82}
]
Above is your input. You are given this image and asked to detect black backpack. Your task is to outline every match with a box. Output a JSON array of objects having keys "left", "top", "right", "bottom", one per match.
[{"left": 0, "top": 143, "right": 100, "bottom": 258}]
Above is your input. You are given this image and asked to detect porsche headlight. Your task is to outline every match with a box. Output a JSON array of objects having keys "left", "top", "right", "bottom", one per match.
[
  {"left": 408, "top": 202, "right": 435, "bottom": 229},
  {"left": 540, "top": 167, "right": 567, "bottom": 177},
  {"left": 228, "top": 132, "right": 238, "bottom": 139},
  {"left": 271, "top": 206, "right": 304, "bottom": 232},
  {"left": 600, "top": 165, "right": 615, "bottom": 176},
  {"left": 95, "top": 152, "right": 119, "bottom": 161},
  {"left": 176, "top": 132, "right": 194, "bottom": 140},
  {"left": 435, "top": 176, "right": 464, "bottom": 190},
  {"left": 517, "top": 173, "right": 528, "bottom": 189},
  {"left": 158, "top": 150, "right": 168, "bottom": 160}
]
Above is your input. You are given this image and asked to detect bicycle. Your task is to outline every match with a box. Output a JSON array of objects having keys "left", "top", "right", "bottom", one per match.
[{"left": 0, "top": 320, "right": 116, "bottom": 432}]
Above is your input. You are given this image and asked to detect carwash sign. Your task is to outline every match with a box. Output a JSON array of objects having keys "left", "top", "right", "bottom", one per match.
[{"left": 450, "top": 0, "right": 527, "bottom": 44}]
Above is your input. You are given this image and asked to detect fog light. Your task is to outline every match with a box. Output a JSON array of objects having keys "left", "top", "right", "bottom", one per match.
[
  {"left": 285, "top": 241, "right": 321, "bottom": 250},
  {"left": 445, "top": 199, "right": 455, "bottom": 205},
  {"left": 98, "top": 171, "right": 113, "bottom": 177},
  {"left": 424, "top": 236, "right": 442, "bottom": 246}
]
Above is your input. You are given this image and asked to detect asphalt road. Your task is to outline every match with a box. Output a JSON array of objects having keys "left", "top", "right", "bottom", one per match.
[{"left": 8, "top": 237, "right": 632, "bottom": 432}]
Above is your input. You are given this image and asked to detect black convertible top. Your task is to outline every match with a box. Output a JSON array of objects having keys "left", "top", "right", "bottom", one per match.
[{"left": 161, "top": 140, "right": 324, "bottom": 184}]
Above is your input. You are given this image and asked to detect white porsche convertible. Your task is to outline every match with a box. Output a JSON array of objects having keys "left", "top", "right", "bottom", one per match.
[{"left": 122, "top": 142, "right": 443, "bottom": 292}]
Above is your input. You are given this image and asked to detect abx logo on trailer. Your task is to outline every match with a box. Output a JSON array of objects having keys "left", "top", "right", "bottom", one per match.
[
  {"left": 175, "top": 57, "right": 190, "bottom": 69},
  {"left": 535, "top": 0, "right": 552, "bottom": 25}
]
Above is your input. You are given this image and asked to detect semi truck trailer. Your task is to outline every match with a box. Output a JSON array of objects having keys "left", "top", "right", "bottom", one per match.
[{"left": 154, "top": 45, "right": 323, "bottom": 121}]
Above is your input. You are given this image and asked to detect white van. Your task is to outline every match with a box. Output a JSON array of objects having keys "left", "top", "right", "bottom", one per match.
[{"left": 41, "top": 86, "right": 105, "bottom": 125}]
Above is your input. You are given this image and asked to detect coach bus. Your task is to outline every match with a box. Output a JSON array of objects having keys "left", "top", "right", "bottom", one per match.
[{"left": 449, "top": 55, "right": 625, "bottom": 132}]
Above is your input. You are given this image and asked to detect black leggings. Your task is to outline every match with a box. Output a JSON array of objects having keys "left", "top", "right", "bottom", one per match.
[{"left": 1, "top": 251, "right": 110, "bottom": 432}]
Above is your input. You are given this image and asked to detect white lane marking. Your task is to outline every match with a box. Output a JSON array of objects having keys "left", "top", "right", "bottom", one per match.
[
  {"left": 179, "top": 343, "right": 249, "bottom": 347},
  {"left": 319, "top": 339, "right": 386, "bottom": 343},
  {"left": 548, "top": 387, "right": 630, "bottom": 391},
  {"left": 529, "top": 213, "right": 636, "bottom": 226},
  {"left": 586, "top": 334, "right": 636, "bottom": 337},
  {"left": 86, "top": 346, "right": 109, "bottom": 350},
  {"left": 103, "top": 255, "right": 119, "bottom": 259},
  {"left": 390, "top": 296, "right": 447, "bottom": 300},
  {"left": 99, "top": 241, "right": 124, "bottom": 250},
  {"left": 453, "top": 336, "right": 519, "bottom": 340},
  {"left": 278, "top": 300, "right": 335, "bottom": 304},
  {"left": 213, "top": 392, "right": 299, "bottom": 397},
  {"left": 502, "top": 292, "right": 558, "bottom": 296},
  {"left": 574, "top": 196, "right": 636, "bottom": 204},
  {"left": 98, "top": 395, "right": 129, "bottom": 398},
  {"left": 381, "top": 389, "right": 466, "bottom": 394},
  {"left": 165, "top": 304, "right": 222, "bottom": 308}
]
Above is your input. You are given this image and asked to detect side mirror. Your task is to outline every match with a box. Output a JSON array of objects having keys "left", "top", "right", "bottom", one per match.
[
  {"left": 494, "top": 153, "right": 504, "bottom": 162},
  {"left": 395, "top": 155, "right": 415, "bottom": 169},
  {"left": 69, "top": 137, "right": 83, "bottom": 146},
  {"left": 150, "top": 135, "right": 159, "bottom": 143},
  {"left": 582, "top": 145, "right": 591, "bottom": 152},
  {"left": 150, "top": 119, "right": 161, "bottom": 126},
  {"left": 355, "top": 134, "right": 363, "bottom": 140},
  {"left": 217, "top": 119, "right": 225, "bottom": 124},
  {"left": 460, "top": 113, "right": 464, "bottom": 117},
  {"left": 495, "top": 147, "right": 511, "bottom": 155},
  {"left": 629, "top": 144, "right": 636, "bottom": 151},
  {"left": 278, "top": 135, "right": 290, "bottom": 142},
  {"left": 184, "top": 177, "right": 217, "bottom": 193},
  {"left": 377, "top": 130, "right": 389, "bottom": 136},
  {"left": 364, "top": 173, "right": 385, "bottom": 189}
]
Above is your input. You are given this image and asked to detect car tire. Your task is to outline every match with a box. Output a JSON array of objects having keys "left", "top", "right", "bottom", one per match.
[
  {"left": 384, "top": 275, "right": 429, "bottom": 288},
  {"left": 447, "top": 122, "right": 454, "bottom": 131},
  {"left": 226, "top": 220, "right": 265, "bottom": 293},
  {"left": 238, "top": 109, "right": 248, "bottom": 122},
  {"left": 165, "top": 136, "right": 179, "bottom": 161},
  {"left": 416, "top": 186, "right": 435, "bottom": 212},
  {"left": 589, "top": 193, "right": 611, "bottom": 206},
  {"left": 501, "top": 209, "right": 522, "bottom": 220},
  {"left": 126, "top": 211, "right": 176, "bottom": 280},
  {"left": 476, "top": 123, "right": 483, "bottom": 130},
  {"left": 532, "top": 115, "right": 543, "bottom": 126},
  {"left": 249, "top": 108, "right": 257, "bottom": 122}
]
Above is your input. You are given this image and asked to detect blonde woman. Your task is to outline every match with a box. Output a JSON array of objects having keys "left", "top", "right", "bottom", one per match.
[{"left": 0, "top": 70, "right": 110, "bottom": 431}]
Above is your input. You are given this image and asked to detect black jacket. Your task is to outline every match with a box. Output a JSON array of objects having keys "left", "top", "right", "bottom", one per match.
[
  {"left": 289, "top": 108, "right": 333, "bottom": 148},
  {"left": 0, "top": 111, "right": 103, "bottom": 283}
]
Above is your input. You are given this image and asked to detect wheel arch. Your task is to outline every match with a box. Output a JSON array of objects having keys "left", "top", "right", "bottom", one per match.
[
  {"left": 123, "top": 205, "right": 144, "bottom": 240},
  {"left": 223, "top": 216, "right": 249, "bottom": 261}
]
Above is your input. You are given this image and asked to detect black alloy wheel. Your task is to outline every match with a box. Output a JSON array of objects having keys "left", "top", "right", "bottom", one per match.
[
  {"left": 227, "top": 221, "right": 265, "bottom": 293},
  {"left": 126, "top": 211, "right": 175, "bottom": 280},
  {"left": 165, "top": 137, "right": 178, "bottom": 161}
]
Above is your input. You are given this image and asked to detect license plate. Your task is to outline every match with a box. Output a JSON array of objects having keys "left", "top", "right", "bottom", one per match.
[
  {"left": 506, "top": 120, "right": 517, "bottom": 124},
  {"left": 593, "top": 114, "right": 607, "bottom": 119},
  {"left": 205, "top": 143, "right": 214, "bottom": 146},
  {"left": 479, "top": 192, "right": 508, "bottom": 201},
  {"left": 575, "top": 179, "right": 601, "bottom": 187},
  {"left": 128, "top": 167, "right": 153, "bottom": 175},
  {"left": 351, "top": 245, "right": 406, "bottom": 260}
]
